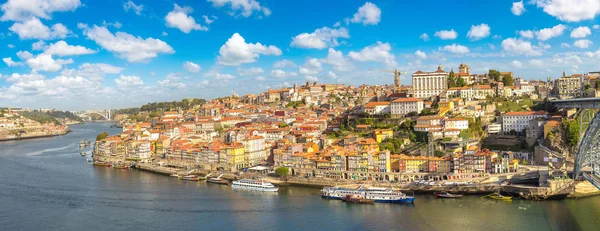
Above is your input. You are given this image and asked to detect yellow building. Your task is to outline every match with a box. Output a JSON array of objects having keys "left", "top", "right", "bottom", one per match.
[
  {"left": 373, "top": 129, "right": 394, "bottom": 143},
  {"left": 226, "top": 142, "right": 246, "bottom": 169}
]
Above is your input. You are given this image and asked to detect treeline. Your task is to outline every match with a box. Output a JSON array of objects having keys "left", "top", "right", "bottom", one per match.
[
  {"left": 46, "top": 110, "right": 83, "bottom": 122},
  {"left": 113, "top": 107, "right": 141, "bottom": 115},
  {"left": 19, "top": 111, "right": 60, "bottom": 125},
  {"left": 139, "top": 98, "right": 207, "bottom": 112}
]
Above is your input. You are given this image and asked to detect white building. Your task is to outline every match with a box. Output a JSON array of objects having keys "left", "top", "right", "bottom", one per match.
[
  {"left": 487, "top": 123, "right": 502, "bottom": 134},
  {"left": 390, "top": 97, "right": 424, "bottom": 118},
  {"left": 444, "top": 118, "right": 469, "bottom": 130},
  {"left": 363, "top": 102, "right": 391, "bottom": 115},
  {"left": 501, "top": 111, "right": 547, "bottom": 133},
  {"left": 412, "top": 66, "right": 448, "bottom": 99}
]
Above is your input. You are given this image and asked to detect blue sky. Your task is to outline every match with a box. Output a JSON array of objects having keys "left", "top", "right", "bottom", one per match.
[{"left": 1, "top": 0, "right": 600, "bottom": 110}]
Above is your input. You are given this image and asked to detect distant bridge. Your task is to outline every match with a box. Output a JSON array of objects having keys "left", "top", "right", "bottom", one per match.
[
  {"left": 551, "top": 97, "right": 600, "bottom": 189},
  {"left": 72, "top": 110, "right": 113, "bottom": 121}
]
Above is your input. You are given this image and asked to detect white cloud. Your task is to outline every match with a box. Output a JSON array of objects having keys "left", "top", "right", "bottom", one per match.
[
  {"left": 26, "top": 53, "right": 72, "bottom": 72},
  {"left": 290, "top": 27, "right": 349, "bottom": 49},
  {"left": 519, "top": 30, "right": 534, "bottom": 39},
  {"left": 273, "top": 59, "right": 297, "bottom": 68},
  {"left": 414, "top": 50, "right": 427, "bottom": 59},
  {"left": 217, "top": 33, "right": 282, "bottom": 66},
  {"left": 158, "top": 73, "right": 186, "bottom": 89},
  {"left": 215, "top": 73, "right": 236, "bottom": 80},
  {"left": 349, "top": 2, "right": 381, "bottom": 26},
  {"left": 299, "top": 58, "right": 323, "bottom": 75},
  {"left": 123, "top": 1, "right": 143, "bottom": 15},
  {"left": 419, "top": 33, "right": 429, "bottom": 41},
  {"left": 348, "top": 42, "right": 397, "bottom": 67},
  {"left": 560, "top": 43, "right": 571, "bottom": 48},
  {"left": 115, "top": 75, "right": 143, "bottom": 86},
  {"left": 328, "top": 71, "right": 337, "bottom": 79},
  {"left": 236, "top": 67, "right": 264, "bottom": 76},
  {"left": 165, "top": 4, "right": 208, "bottom": 33},
  {"left": 16, "top": 50, "right": 33, "bottom": 60},
  {"left": 61, "top": 63, "right": 124, "bottom": 82},
  {"left": 3, "top": 57, "right": 22, "bottom": 67},
  {"left": 529, "top": 59, "right": 544, "bottom": 67},
  {"left": 207, "top": 0, "right": 271, "bottom": 17},
  {"left": 255, "top": 76, "right": 265, "bottom": 81},
  {"left": 535, "top": 24, "right": 566, "bottom": 41},
  {"left": 183, "top": 61, "right": 201, "bottom": 73},
  {"left": 0, "top": 0, "right": 81, "bottom": 21},
  {"left": 9, "top": 17, "right": 70, "bottom": 40},
  {"left": 434, "top": 29, "right": 458, "bottom": 40},
  {"left": 321, "top": 48, "right": 354, "bottom": 72},
  {"left": 570, "top": 26, "right": 591, "bottom": 38},
  {"left": 442, "top": 44, "right": 470, "bottom": 54},
  {"left": 162, "top": 31, "right": 168, "bottom": 36},
  {"left": 270, "top": 69, "right": 298, "bottom": 78},
  {"left": 83, "top": 25, "right": 174, "bottom": 63},
  {"left": 573, "top": 39, "right": 593, "bottom": 48},
  {"left": 511, "top": 60, "right": 523, "bottom": 68},
  {"left": 593, "top": 25, "right": 600, "bottom": 29},
  {"left": 533, "top": 0, "right": 600, "bottom": 22},
  {"left": 7, "top": 44, "right": 14, "bottom": 48},
  {"left": 102, "top": 20, "right": 122, "bottom": 29},
  {"left": 203, "top": 15, "right": 217, "bottom": 24},
  {"left": 32, "top": 40, "right": 45, "bottom": 50},
  {"left": 511, "top": 1, "right": 525, "bottom": 15},
  {"left": 467, "top": 24, "right": 490, "bottom": 40},
  {"left": 305, "top": 75, "right": 319, "bottom": 82},
  {"left": 44, "top": 40, "right": 96, "bottom": 56},
  {"left": 501, "top": 38, "right": 542, "bottom": 56}
]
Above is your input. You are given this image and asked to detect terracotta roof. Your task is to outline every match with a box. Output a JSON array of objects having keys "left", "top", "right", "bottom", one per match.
[
  {"left": 503, "top": 111, "right": 547, "bottom": 116},
  {"left": 391, "top": 97, "right": 423, "bottom": 103}
]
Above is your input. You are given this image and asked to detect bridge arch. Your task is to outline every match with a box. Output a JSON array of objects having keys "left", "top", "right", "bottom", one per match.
[{"left": 78, "top": 112, "right": 110, "bottom": 120}]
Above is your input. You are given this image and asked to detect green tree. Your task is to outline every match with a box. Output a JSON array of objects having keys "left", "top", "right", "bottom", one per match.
[
  {"left": 563, "top": 119, "right": 579, "bottom": 147},
  {"left": 456, "top": 76, "right": 466, "bottom": 87},
  {"left": 278, "top": 123, "right": 289, "bottom": 128},
  {"left": 96, "top": 132, "right": 109, "bottom": 141},
  {"left": 448, "top": 70, "right": 456, "bottom": 88},
  {"left": 275, "top": 167, "right": 290, "bottom": 177},
  {"left": 584, "top": 84, "right": 592, "bottom": 90},
  {"left": 502, "top": 74, "right": 514, "bottom": 86},
  {"left": 488, "top": 69, "right": 501, "bottom": 82},
  {"left": 409, "top": 132, "right": 417, "bottom": 142},
  {"left": 595, "top": 81, "right": 600, "bottom": 89}
]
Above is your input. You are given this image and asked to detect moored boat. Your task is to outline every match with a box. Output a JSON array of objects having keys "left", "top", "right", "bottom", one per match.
[
  {"left": 93, "top": 161, "right": 105, "bottom": 166},
  {"left": 231, "top": 179, "right": 278, "bottom": 192},
  {"left": 485, "top": 192, "right": 512, "bottom": 201},
  {"left": 181, "top": 175, "right": 200, "bottom": 181},
  {"left": 207, "top": 174, "right": 228, "bottom": 185},
  {"left": 321, "top": 185, "right": 414, "bottom": 203},
  {"left": 434, "top": 192, "right": 463, "bottom": 198}
]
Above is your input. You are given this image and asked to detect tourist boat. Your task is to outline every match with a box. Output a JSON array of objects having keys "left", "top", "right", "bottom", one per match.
[
  {"left": 113, "top": 165, "right": 129, "bottom": 169},
  {"left": 485, "top": 192, "right": 512, "bottom": 201},
  {"left": 321, "top": 185, "right": 415, "bottom": 203},
  {"left": 181, "top": 175, "right": 200, "bottom": 181},
  {"left": 434, "top": 192, "right": 463, "bottom": 198},
  {"left": 170, "top": 174, "right": 181, "bottom": 178},
  {"left": 93, "top": 162, "right": 105, "bottom": 166},
  {"left": 341, "top": 195, "right": 374, "bottom": 204},
  {"left": 231, "top": 179, "right": 279, "bottom": 192},
  {"left": 86, "top": 159, "right": 93, "bottom": 162},
  {"left": 207, "top": 174, "right": 229, "bottom": 185}
]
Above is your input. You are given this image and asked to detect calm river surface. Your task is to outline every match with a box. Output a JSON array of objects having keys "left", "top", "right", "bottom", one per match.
[{"left": 1, "top": 123, "right": 599, "bottom": 231}]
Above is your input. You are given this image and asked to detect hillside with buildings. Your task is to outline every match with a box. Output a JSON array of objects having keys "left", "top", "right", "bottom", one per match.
[{"left": 93, "top": 64, "right": 599, "bottom": 181}]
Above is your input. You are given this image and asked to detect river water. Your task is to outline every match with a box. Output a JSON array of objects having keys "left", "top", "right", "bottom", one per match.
[{"left": 0, "top": 123, "right": 599, "bottom": 231}]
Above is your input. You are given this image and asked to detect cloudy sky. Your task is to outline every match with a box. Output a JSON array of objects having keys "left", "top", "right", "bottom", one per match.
[{"left": 1, "top": 0, "right": 600, "bottom": 110}]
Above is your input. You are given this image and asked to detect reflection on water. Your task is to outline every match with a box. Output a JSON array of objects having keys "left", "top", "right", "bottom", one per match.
[{"left": 0, "top": 123, "right": 599, "bottom": 231}]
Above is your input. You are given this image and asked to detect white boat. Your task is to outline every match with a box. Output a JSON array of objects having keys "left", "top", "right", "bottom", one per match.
[
  {"left": 321, "top": 185, "right": 414, "bottom": 203},
  {"left": 232, "top": 179, "right": 279, "bottom": 192}
]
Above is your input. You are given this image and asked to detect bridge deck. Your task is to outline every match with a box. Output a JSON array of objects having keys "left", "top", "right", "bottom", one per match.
[{"left": 551, "top": 97, "right": 600, "bottom": 109}]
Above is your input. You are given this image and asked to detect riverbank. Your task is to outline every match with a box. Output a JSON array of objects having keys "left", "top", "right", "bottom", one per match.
[
  {"left": 0, "top": 127, "right": 71, "bottom": 142},
  {"left": 128, "top": 162, "right": 599, "bottom": 200}
]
